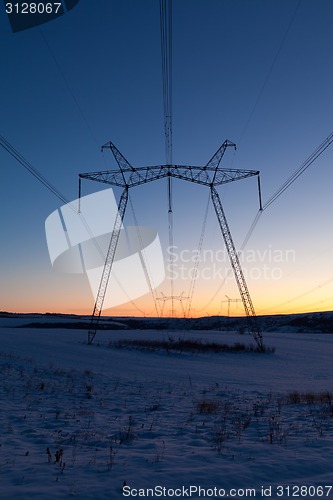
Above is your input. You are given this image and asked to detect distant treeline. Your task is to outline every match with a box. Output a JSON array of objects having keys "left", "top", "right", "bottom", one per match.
[{"left": 2, "top": 310, "right": 333, "bottom": 333}]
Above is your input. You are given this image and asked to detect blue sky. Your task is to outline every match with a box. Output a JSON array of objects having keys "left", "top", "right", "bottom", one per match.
[{"left": 1, "top": 0, "right": 333, "bottom": 316}]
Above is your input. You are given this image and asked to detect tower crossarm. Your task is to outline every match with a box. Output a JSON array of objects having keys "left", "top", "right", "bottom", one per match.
[
  {"left": 210, "top": 185, "right": 264, "bottom": 351},
  {"left": 79, "top": 166, "right": 259, "bottom": 188}
]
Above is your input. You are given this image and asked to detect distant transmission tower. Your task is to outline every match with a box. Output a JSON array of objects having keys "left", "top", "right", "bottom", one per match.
[
  {"left": 221, "top": 295, "right": 242, "bottom": 318},
  {"left": 79, "top": 139, "right": 265, "bottom": 351},
  {"left": 156, "top": 292, "right": 189, "bottom": 317}
]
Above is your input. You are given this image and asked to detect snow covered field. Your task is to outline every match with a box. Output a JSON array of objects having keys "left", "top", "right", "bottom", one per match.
[{"left": 1, "top": 317, "right": 333, "bottom": 499}]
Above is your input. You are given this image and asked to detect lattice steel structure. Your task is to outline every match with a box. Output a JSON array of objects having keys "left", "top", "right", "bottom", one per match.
[{"left": 79, "top": 139, "right": 264, "bottom": 350}]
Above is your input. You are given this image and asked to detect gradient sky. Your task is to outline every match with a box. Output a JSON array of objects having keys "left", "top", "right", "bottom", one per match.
[{"left": 1, "top": 0, "right": 333, "bottom": 317}]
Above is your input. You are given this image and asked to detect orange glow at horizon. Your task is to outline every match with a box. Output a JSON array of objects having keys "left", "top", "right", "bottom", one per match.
[
  {"left": 3, "top": 258, "right": 333, "bottom": 318},
  {"left": 5, "top": 287, "right": 333, "bottom": 318}
]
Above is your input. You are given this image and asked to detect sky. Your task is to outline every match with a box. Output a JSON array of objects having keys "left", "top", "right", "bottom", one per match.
[{"left": 1, "top": 0, "right": 333, "bottom": 317}]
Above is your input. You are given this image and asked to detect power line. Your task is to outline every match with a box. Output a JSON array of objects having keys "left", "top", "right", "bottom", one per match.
[
  {"left": 200, "top": 0, "right": 304, "bottom": 310},
  {"left": 160, "top": 0, "right": 175, "bottom": 316},
  {"left": 0, "top": 134, "right": 71, "bottom": 207},
  {"left": 39, "top": 28, "right": 100, "bottom": 149},
  {"left": 198, "top": 0, "right": 304, "bottom": 313},
  {"left": 240, "top": 129, "right": 333, "bottom": 246},
  {"left": 128, "top": 193, "right": 161, "bottom": 318},
  {"left": 262, "top": 131, "right": 333, "bottom": 210},
  {"left": 186, "top": 192, "right": 210, "bottom": 317},
  {"left": 261, "top": 276, "right": 333, "bottom": 315},
  {"left": 198, "top": 129, "right": 333, "bottom": 313},
  {"left": 238, "top": 0, "right": 302, "bottom": 145},
  {"left": 160, "top": 0, "right": 173, "bottom": 164},
  {"left": 1, "top": 133, "right": 148, "bottom": 316}
]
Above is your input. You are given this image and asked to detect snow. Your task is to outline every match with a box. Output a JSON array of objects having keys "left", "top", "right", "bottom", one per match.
[{"left": 1, "top": 317, "right": 333, "bottom": 499}]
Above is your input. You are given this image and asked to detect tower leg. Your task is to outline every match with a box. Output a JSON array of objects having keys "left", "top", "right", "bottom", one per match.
[
  {"left": 88, "top": 187, "right": 129, "bottom": 344},
  {"left": 210, "top": 186, "right": 264, "bottom": 351}
]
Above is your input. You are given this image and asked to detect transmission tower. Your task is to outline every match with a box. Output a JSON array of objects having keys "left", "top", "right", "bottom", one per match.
[
  {"left": 79, "top": 139, "right": 264, "bottom": 350},
  {"left": 156, "top": 292, "right": 189, "bottom": 318},
  {"left": 221, "top": 295, "right": 242, "bottom": 318}
]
